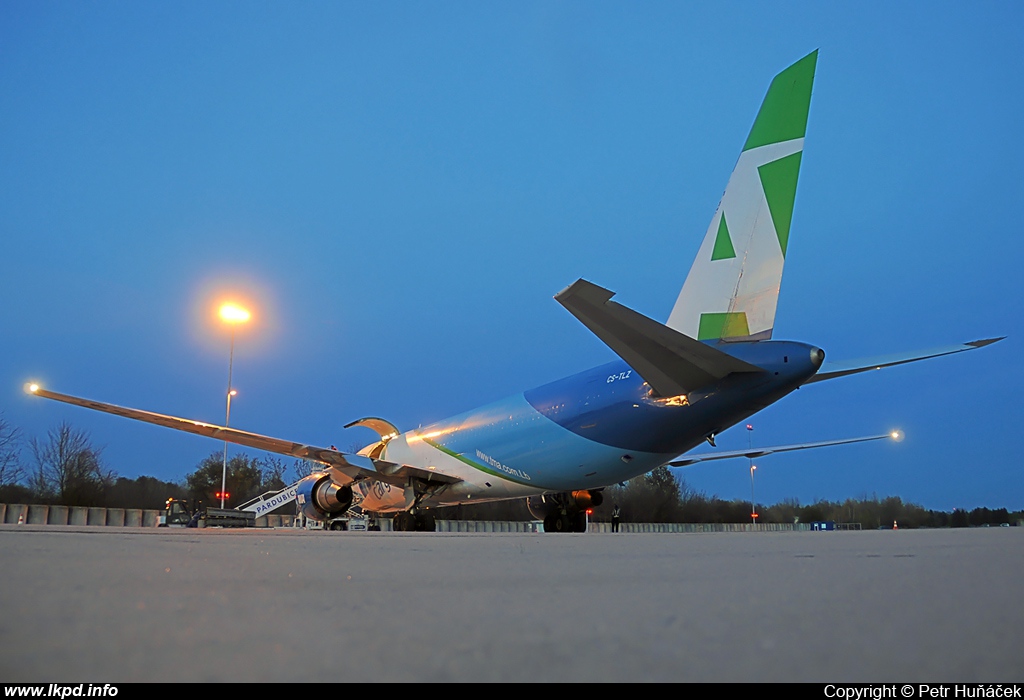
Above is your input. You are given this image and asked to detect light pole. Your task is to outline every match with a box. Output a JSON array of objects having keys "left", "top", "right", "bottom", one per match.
[
  {"left": 746, "top": 424, "right": 758, "bottom": 527},
  {"left": 219, "top": 303, "right": 250, "bottom": 508},
  {"left": 750, "top": 464, "right": 758, "bottom": 525}
]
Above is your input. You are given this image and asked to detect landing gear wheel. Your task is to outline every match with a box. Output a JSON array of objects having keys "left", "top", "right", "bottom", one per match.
[
  {"left": 394, "top": 511, "right": 416, "bottom": 532},
  {"left": 545, "top": 513, "right": 573, "bottom": 533},
  {"left": 329, "top": 521, "right": 347, "bottom": 531},
  {"left": 573, "top": 511, "right": 588, "bottom": 533},
  {"left": 415, "top": 513, "right": 436, "bottom": 532}
]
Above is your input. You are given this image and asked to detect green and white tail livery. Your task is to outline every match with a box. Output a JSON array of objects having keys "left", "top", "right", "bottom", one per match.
[{"left": 667, "top": 50, "right": 817, "bottom": 342}]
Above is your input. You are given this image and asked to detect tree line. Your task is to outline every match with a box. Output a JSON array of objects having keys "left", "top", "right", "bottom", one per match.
[
  {"left": 0, "top": 414, "right": 311, "bottom": 511},
  {"left": 436, "top": 466, "right": 1022, "bottom": 528},
  {"left": 584, "top": 466, "right": 1021, "bottom": 529},
  {"left": 1, "top": 413, "right": 1020, "bottom": 526}
]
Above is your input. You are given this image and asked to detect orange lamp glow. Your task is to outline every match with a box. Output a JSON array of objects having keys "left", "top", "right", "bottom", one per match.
[{"left": 219, "top": 303, "right": 251, "bottom": 324}]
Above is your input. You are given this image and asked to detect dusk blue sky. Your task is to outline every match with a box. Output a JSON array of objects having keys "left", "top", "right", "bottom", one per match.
[{"left": 3, "top": 2, "right": 1021, "bottom": 511}]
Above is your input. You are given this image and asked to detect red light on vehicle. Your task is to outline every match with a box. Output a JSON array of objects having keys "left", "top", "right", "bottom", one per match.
[
  {"left": 586, "top": 509, "right": 593, "bottom": 515},
  {"left": 216, "top": 492, "right": 229, "bottom": 499}
]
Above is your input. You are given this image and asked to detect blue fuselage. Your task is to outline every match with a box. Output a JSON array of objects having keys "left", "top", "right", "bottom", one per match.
[{"left": 400, "top": 341, "right": 823, "bottom": 500}]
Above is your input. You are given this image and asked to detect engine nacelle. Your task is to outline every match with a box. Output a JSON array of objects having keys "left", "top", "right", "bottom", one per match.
[
  {"left": 526, "top": 495, "right": 552, "bottom": 521},
  {"left": 295, "top": 474, "right": 354, "bottom": 522},
  {"left": 572, "top": 489, "right": 603, "bottom": 509}
]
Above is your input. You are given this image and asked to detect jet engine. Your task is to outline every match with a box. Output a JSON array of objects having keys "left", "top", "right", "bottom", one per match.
[
  {"left": 572, "top": 489, "right": 603, "bottom": 509},
  {"left": 295, "top": 473, "right": 354, "bottom": 522}
]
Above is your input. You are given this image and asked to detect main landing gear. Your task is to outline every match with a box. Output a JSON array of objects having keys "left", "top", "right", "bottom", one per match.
[
  {"left": 543, "top": 510, "right": 588, "bottom": 533},
  {"left": 393, "top": 511, "right": 436, "bottom": 532},
  {"left": 391, "top": 479, "right": 447, "bottom": 532},
  {"left": 529, "top": 490, "right": 603, "bottom": 533}
]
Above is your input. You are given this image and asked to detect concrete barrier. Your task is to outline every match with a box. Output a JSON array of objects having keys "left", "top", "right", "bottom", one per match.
[
  {"left": 436, "top": 520, "right": 538, "bottom": 533},
  {"left": 6, "top": 504, "right": 27, "bottom": 524},
  {"left": 254, "top": 516, "right": 269, "bottom": 528},
  {"left": 27, "top": 504, "right": 48, "bottom": 524},
  {"left": 0, "top": 502, "right": 805, "bottom": 532}
]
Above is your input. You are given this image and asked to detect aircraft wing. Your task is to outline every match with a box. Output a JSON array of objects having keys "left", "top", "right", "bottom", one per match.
[
  {"left": 24, "top": 384, "right": 461, "bottom": 487},
  {"left": 555, "top": 279, "right": 764, "bottom": 397},
  {"left": 806, "top": 337, "right": 1004, "bottom": 384},
  {"left": 667, "top": 431, "right": 902, "bottom": 467}
]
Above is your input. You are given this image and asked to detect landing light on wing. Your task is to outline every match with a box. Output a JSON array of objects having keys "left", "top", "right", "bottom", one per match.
[
  {"left": 27, "top": 383, "right": 39, "bottom": 394},
  {"left": 891, "top": 430, "right": 904, "bottom": 442}
]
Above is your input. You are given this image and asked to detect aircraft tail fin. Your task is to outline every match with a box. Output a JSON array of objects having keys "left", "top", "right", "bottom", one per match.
[{"left": 666, "top": 50, "right": 817, "bottom": 341}]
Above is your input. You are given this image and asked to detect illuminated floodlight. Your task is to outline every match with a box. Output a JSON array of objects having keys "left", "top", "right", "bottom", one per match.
[{"left": 219, "top": 303, "right": 251, "bottom": 324}]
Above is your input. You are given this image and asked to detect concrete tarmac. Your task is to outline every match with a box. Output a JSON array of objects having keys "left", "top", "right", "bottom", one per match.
[{"left": 0, "top": 525, "right": 1021, "bottom": 682}]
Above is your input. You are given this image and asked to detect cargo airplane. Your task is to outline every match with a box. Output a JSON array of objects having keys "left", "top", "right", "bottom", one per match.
[{"left": 26, "top": 51, "right": 1001, "bottom": 531}]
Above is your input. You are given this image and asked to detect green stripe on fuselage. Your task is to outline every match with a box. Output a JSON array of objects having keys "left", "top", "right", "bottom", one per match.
[{"left": 421, "top": 437, "right": 536, "bottom": 487}]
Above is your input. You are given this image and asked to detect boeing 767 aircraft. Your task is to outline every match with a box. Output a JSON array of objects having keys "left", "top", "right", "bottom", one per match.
[{"left": 26, "top": 51, "right": 1001, "bottom": 531}]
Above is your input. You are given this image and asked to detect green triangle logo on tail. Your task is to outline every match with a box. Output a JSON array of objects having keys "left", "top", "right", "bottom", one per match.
[{"left": 667, "top": 50, "right": 817, "bottom": 341}]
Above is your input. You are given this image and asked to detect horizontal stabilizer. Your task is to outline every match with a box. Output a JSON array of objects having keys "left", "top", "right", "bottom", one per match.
[
  {"left": 669, "top": 431, "right": 902, "bottom": 467},
  {"left": 555, "top": 279, "right": 764, "bottom": 397},
  {"left": 24, "top": 385, "right": 460, "bottom": 487},
  {"left": 805, "top": 337, "right": 1004, "bottom": 384}
]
